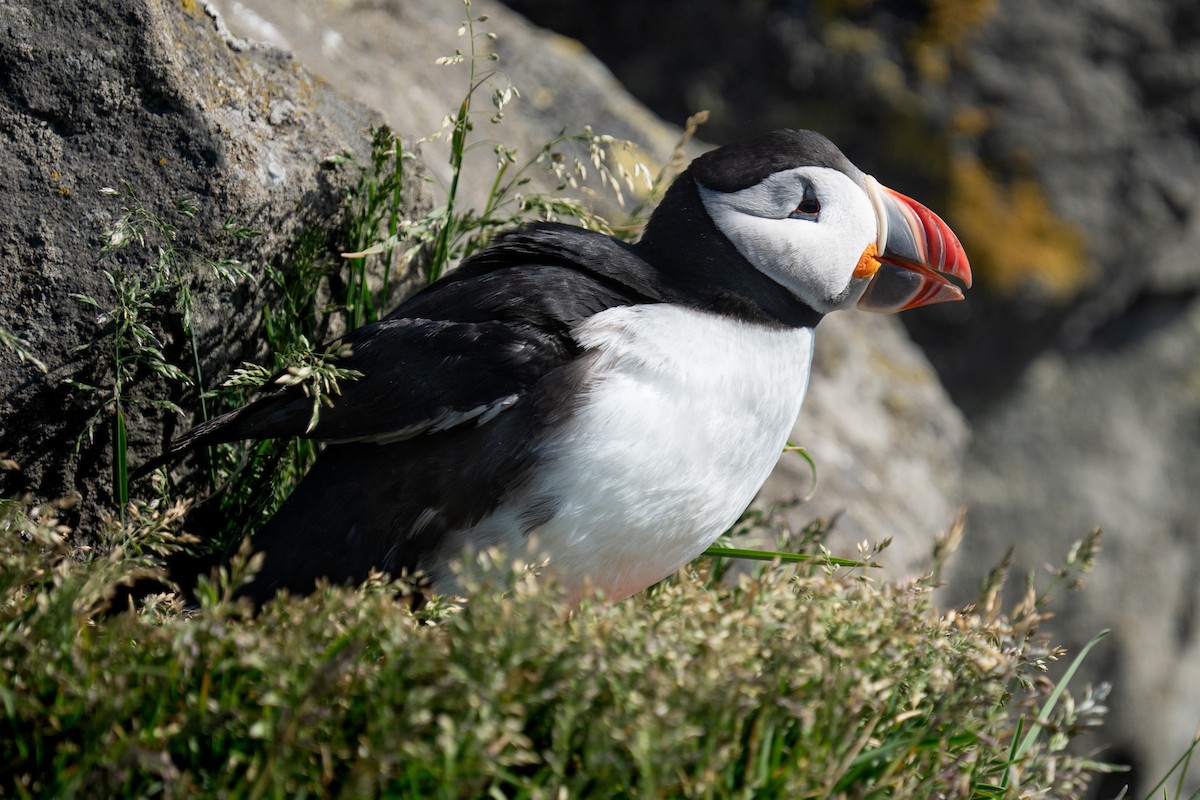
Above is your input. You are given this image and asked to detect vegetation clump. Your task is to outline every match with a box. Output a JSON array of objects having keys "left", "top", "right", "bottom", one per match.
[{"left": 2, "top": 501, "right": 1112, "bottom": 798}]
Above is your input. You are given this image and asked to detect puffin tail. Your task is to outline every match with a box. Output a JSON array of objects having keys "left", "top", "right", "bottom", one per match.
[{"left": 131, "top": 406, "right": 250, "bottom": 481}]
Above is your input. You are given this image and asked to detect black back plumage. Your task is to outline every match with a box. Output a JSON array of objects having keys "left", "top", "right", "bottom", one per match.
[{"left": 144, "top": 226, "right": 667, "bottom": 465}]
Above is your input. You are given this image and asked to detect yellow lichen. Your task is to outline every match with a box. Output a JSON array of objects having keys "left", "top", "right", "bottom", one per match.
[
  {"left": 823, "top": 20, "right": 884, "bottom": 56},
  {"left": 922, "top": 0, "right": 996, "bottom": 47},
  {"left": 951, "top": 106, "right": 991, "bottom": 138},
  {"left": 949, "top": 154, "right": 1090, "bottom": 299},
  {"left": 910, "top": 0, "right": 998, "bottom": 83}
]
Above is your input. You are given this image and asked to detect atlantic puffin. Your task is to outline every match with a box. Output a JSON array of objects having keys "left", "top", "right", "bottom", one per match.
[{"left": 146, "top": 129, "right": 971, "bottom": 606}]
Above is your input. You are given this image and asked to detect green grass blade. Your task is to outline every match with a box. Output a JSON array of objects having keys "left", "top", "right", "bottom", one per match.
[
  {"left": 1004, "top": 714, "right": 1025, "bottom": 771},
  {"left": 1175, "top": 730, "right": 1199, "bottom": 800},
  {"left": 383, "top": 134, "right": 404, "bottom": 314},
  {"left": 113, "top": 404, "right": 129, "bottom": 516},
  {"left": 785, "top": 439, "right": 818, "bottom": 501},
  {"left": 1013, "top": 629, "right": 1109, "bottom": 763},
  {"left": 702, "top": 545, "right": 878, "bottom": 569},
  {"left": 1139, "top": 732, "right": 1200, "bottom": 800}
]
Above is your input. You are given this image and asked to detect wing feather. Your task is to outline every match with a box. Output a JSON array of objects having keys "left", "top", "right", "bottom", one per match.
[{"left": 137, "top": 223, "right": 665, "bottom": 479}]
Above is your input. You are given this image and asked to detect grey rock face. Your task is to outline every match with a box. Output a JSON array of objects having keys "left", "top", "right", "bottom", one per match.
[
  {"left": 941, "top": 2, "right": 1200, "bottom": 791},
  {"left": 205, "top": 0, "right": 686, "bottom": 213},
  {"left": 767, "top": 311, "right": 967, "bottom": 577},
  {"left": 942, "top": 0, "right": 1200, "bottom": 338},
  {"left": 0, "top": 0, "right": 400, "bottom": 522},
  {"left": 938, "top": 1, "right": 1200, "bottom": 790}
]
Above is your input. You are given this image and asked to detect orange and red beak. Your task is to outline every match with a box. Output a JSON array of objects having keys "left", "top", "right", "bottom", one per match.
[{"left": 855, "top": 176, "right": 972, "bottom": 313}]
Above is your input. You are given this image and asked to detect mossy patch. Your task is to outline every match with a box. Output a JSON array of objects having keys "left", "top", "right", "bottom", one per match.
[
  {"left": 910, "top": 0, "right": 997, "bottom": 82},
  {"left": 949, "top": 154, "right": 1090, "bottom": 299}
]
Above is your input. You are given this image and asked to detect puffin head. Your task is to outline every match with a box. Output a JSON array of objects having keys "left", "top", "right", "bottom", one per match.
[{"left": 690, "top": 129, "right": 971, "bottom": 315}]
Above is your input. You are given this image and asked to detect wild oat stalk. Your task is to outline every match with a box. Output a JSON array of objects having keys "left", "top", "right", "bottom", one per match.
[
  {"left": 343, "top": 2, "right": 654, "bottom": 286},
  {"left": 621, "top": 108, "right": 711, "bottom": 232},
  {"left": 0, "top": 328, "right": 49, "bottom": 373},
  {"left": 68, "top": 187, "right": 257, "bottom": 512},
  {"left": 69, "top": 267, "right": 191, "bottom": 518},
  {"left": 223, "top": 339, "right": 363, "bottom": 434}
]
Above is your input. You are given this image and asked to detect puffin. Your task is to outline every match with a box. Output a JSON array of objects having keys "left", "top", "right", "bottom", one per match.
[{"left": 145, "top": 129, "right": 971, "bottom": 606}]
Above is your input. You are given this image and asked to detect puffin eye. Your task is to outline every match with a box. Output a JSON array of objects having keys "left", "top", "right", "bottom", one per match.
[{"left": 789, "top": 186, "right": 821, "bottom": 220}]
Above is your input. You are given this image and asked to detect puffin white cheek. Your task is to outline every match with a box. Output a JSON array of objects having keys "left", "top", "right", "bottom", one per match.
[
  {"left": 701, "top": 179, "right": 876, "bottom": 312},
  {"left": 816, "top": 227, "right": 871, "bottom": 277},
  {"left": 744, "top": 220, "right": 826, "bottom": 295},
  {"left": 752, "top": 218, "right": 805, "bottom": 267},
  {"left": 711, "top": 211, "right": 787, "bottom": 269}
]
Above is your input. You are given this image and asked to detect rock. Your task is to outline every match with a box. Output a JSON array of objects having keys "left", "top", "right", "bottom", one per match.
[
  {"left": 0, "top": 0, "right": 413, "bottom": 526},
  {"left": 943, "top": 2, "right": 1200, "bottom": 790},
  {"left": 767, "top": 311, "right": 968, "bottom": 578},
  {"left": 206, "top": 0, "right": 685, "bottom": 215},
  {"left": 934, "top": 1, "right": 1200, "bottom": 790}
]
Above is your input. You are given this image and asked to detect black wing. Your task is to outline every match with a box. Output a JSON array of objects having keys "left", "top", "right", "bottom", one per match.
[
  {"left": 137, "top": 223, "right": 662, "bottom": 473},
  {"left": 178, "top": 224, "right": 670, "bottom": 602}
]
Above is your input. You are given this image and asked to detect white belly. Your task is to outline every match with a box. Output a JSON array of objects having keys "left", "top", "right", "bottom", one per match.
[{"left": 437, "top": 304, "right": 815, "bottom": 603}]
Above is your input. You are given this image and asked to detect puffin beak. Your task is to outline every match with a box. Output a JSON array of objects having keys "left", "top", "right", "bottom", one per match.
[{"left": 855, "top": 176, "right": 972, "bottom": 313}]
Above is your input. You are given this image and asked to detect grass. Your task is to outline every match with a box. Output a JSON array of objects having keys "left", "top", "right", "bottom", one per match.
[
  {"left": 1131, "top": 735, "right": 1200, "bottom": 800},
  {"left": 340, "top": 127, "right": 413, "bottom": 329},
  {"left": 0, "top": 328, "right": 49, "bottom": 374},
  {"left": 63, "top": 186, "right": 256, "bottom": 518},
  {"left": 0, "top": 2, "right": 1138, "bottom": 797},
  {"left": 1, "top": 500, "right": 1115, "bottom": 798}
]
